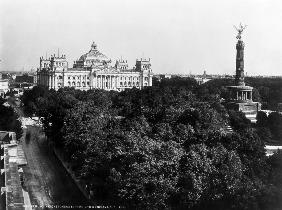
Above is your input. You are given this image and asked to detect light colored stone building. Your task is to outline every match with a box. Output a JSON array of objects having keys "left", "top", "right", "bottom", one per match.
[
  {"left": 0, "top": 73, "right": 9, "bottom": 97},
  {"left": 37, "top": 42, "right": 153, "bottom": 91}
]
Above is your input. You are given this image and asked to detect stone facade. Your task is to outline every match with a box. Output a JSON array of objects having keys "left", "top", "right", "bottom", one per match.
[
  {"left": 37, "top": 42, "right": 153, "bottom": 91},
  {"left": 0, "top": 73, "right": 9, "bottom": 97}
]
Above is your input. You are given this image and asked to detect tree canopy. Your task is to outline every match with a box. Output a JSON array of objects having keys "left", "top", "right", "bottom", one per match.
[
  {"left": 0, "top": 97, "right": 22, "bottom": 139},
  {"left": 20, "top": 77, "right": 282, "bottom": 210}
]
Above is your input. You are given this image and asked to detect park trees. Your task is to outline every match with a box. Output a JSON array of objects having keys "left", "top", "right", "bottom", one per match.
[
  {"left": 268, "top": 112, "right": 282, "bottom": 142},
  {"left": 228, "top": 110, "right": 251, "bottom": 131},
  {"left": 256, "top": 111, "right": 282, "bottom": 144},
  {"left": 177, "top": 143, "right": 243, "bottom": 209},
  {"left": 20, "top": 77, "right": 282, "bottom": 209},
  {"left": 21, "top": 85, "right": 48, "bottom": 116},
  {"left": 0, "top": 97, "right": 22, "bottom": 139}
]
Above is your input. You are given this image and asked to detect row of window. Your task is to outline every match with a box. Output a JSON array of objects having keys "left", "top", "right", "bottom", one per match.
[
  {"left": 56, "top": 75, "right": 148, "bottom": 82},
  {"left": 65, "top": 76, "right": 143, "bottom": 81},
  {"left": 42, "top": 63, "right": 50, "bottom": 68},
  {"left": 119, "top": 66, "right": 128, "bottom": 70},
  {"left": 67, "top": 81, "right": 90, "bottom": 87},
  {"left": 59, "top": 81, "right": 148, "bottom": 88},
  {"left": 120, "top": 81, "right": 139, "bottom": 87},
  {"left": 67, "top": 76, "right": 90, "bottom": 80},
  {"left": 142, "top": 65, "right": 151, "bottom": 70},
  {"left": 120, "top": 76, "right": 139, "bottom": 81},
  {"left": 55, "top": 62, "right": 65, "bottom": 67}
]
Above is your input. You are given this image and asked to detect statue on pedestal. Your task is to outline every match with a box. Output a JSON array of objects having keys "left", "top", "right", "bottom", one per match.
[
  {"left": 234, "top": 23, "right": 247, "bottom": 86},
  {"left": 234, "top": 23, "right": 247, "bottom": 40},
  {"left": 225, "top": 23, "right": 261, "bottom": 123}
]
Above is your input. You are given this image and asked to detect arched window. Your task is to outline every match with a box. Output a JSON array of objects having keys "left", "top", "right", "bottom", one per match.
[
  {"left": 82, "top": 82, "right": 86, "bottom": 87},
  {"left": 68, "top": 82, "right": 71, "bottom": 86},
  {"left": 72, "top": 81, "right": 75, "bottom": 86},
  {"left": 128, "top": 82, "right": 131, "bottom": 86},
  {"left": 77, "top": 82, "right": 80, "bottom": 87},
  {"left": 124, "top": 81, "right": 127, "bottom": 86},
  {"left": 120, "top": 82, "right": 123, "bottom": 86}
]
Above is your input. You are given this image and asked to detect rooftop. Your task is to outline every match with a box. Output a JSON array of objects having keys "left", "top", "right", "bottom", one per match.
[{"left": 3, "top": 143, "right": 27, "bottom": 210}]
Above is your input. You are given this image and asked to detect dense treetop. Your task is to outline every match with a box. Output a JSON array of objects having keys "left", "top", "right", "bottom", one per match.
[
  {"left": 0, "top": 97, "right": 22, "bottom": 139},
  {"left": 20, "top": 76, "right": 282, "bottom": 210}
]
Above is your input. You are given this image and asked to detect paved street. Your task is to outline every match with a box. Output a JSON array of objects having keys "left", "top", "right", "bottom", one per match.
[
  {"left": 8, "top": 99, "right": 90, "bottom": 209},
  {"left": 21, "top": 126, "right": 90, "bottom": 209}
]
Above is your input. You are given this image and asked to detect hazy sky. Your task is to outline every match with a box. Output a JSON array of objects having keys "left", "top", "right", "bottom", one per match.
[{"left": 1, "top": 0, "right": 282, "bottom": 75}]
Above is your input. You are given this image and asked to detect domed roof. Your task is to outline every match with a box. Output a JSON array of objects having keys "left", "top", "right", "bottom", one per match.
[{"left": 78, "top": 42, "right": 111, "bottom": 64}]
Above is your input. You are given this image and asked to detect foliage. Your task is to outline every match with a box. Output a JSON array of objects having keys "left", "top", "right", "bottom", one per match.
[
  {"left": 256, "top": 111, "right": 282, "bottom": 144},
  {"left": 20, "top": 77, "right": 282, "bottom": 209},
  {"left": 197, "top": 77, "right": 282, "bottom": 110},
  {"left": 228, "top": 110, "right": 251, "bottom": 131},
  {"left": 21, "top": 86, "right": 48, "bottom": 116},
  {"left": 245, "top": 77, "right": 282, "bottom": 110},
  {"left": 0, "top": 97, "right": 22, "bottom": 139},
  {"left": 268, "top": 112, "right": 282, "bottom": 141}
]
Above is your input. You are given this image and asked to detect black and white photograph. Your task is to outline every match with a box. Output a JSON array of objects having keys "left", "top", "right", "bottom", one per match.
[{"left": 1, "top": 0, "right": 282, "bottom": 209}]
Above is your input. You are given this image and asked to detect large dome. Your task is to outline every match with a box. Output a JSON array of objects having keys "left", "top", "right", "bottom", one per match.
[{"left": 77, "top": 42, "right": 111, "bottom": 67}]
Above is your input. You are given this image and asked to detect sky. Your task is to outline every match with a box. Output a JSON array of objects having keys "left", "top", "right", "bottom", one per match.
[{"left": 1, "top": 0, "right": 282, "bottom": 76}]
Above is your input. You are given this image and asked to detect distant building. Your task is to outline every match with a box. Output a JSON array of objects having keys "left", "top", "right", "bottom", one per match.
[
  {"left": 12, "top": 88, "right": 24, "bottom": 97},
  {"left": 33, "top": 73, "right": 37, "bottom": 84},
  {"left": 37, "top": 42, "right": 153, "bottom": 91},
  {"left": 15, "top": 74, "right": 34, "bottom": 84},
  {"left": 153, "top": 74, "right": 172, "bottom": 81},
  {"left": 0, "top": 73, "right": 9, "bottom": 97},
  {"left": 0, "top": 131, "right": 27, "bottom": 210},
  {"left": 195, "top": 77, "right": 211, "bottom": 85}
]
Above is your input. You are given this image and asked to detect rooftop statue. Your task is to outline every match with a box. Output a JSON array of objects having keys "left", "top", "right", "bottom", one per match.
[{"left": 234, "top": 23, "right": 247, "bottom": 40}]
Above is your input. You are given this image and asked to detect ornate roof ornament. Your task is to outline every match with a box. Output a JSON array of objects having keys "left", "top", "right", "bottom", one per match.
[
  {"left": 234, "top": 23, "right": 247, "bottom": 40},
  {"left": 91, "top": 41, "right": 97, "bottom": 50}
]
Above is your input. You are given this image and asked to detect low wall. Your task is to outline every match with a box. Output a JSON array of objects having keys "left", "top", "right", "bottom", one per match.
[{"left": 52, "top": 148, "right": 93, "bottom": 203}]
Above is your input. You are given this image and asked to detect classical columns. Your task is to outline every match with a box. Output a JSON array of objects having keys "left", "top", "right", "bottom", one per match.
[
  {"left": 54, "top": 73, "right": 57, "bottom": 90},
  {"left": 115, "top": 76, "right": 118, "bottom": 89},
  {"left": 48, "top": 74, "right": 52, "bottom": 89},
  {"left": 103, "top": 75, "right": 105, "bottom": 89}
]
